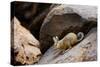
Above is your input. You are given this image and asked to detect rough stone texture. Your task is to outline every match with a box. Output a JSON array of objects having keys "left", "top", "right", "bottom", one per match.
[
  {"left": 11, "top": 2, "right": 53, "bottom": 39},
  {"left": 38, "top": 28, "right": 97, "bottom": 64},
  {"left": 43, "top": 5, "right": 97, "bottom": 24},
  {"left": 11, "top": 17, "right": 41, "bottom": 65},
  {"left": 39, "top": 5, "right": 97, "bottom": 53},
  {"left": 29, "top": 4, "right": 57, "bottom": 39}
]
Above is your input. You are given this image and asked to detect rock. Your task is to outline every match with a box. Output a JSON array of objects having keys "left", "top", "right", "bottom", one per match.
[
  {"left": 11, "top": 1, "right": 54, "bottom": 39},
  {"left": 39, "top": 5, "right": 97, "bottom": 53},
  {"left": 29, "top": 4, "right": 57, "bottom": 39},
  {"left": 38, "top": 28, "right": 97, "bottom": 64},
  {"left": 43, "top": 5, "right": 97, "bottom": 23},
  {"left": 11, "top": 17, "right": 41, "bottom": 65},
  {"left": 11, "top": 1, "right": 38, "bottom": 28}
]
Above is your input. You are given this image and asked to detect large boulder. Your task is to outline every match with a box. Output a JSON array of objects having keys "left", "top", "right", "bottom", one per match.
[
  {"left": 39, "top": 5, "right": 97, "bottom": 53},
  {"left": 11, "top": 17, "right": 41, "bottom": 65}
]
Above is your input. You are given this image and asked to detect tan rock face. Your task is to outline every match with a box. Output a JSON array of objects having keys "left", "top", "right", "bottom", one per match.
[{"left": 11, "top": 17, "right": 41, "bottom": 65}]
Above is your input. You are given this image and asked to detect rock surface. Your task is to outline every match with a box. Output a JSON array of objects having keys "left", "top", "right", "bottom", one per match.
[
  {"left": 11, "top": 17, "right": 41, "bottom": 65},
  {"left": 38, "top": 28, "right": 97, "bottom": 64},
  {"left": 39, "top": 5, "right": 97, "bottom": 53},
  {"left": 11, "top": 3, "right": 97, "bottom": 65}
]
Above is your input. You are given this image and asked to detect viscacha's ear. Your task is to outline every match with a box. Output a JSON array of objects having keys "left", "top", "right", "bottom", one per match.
[
  {"left": 53, "top": 36, "right": 59, "bottom": 43},
  {"left": 55, "top": 36, "right": 59, "bottom": 41}
]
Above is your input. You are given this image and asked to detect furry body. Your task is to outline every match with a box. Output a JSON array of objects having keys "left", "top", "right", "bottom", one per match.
[{"left": 53, "top": 32, "right": 84, "bottom": 50}]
